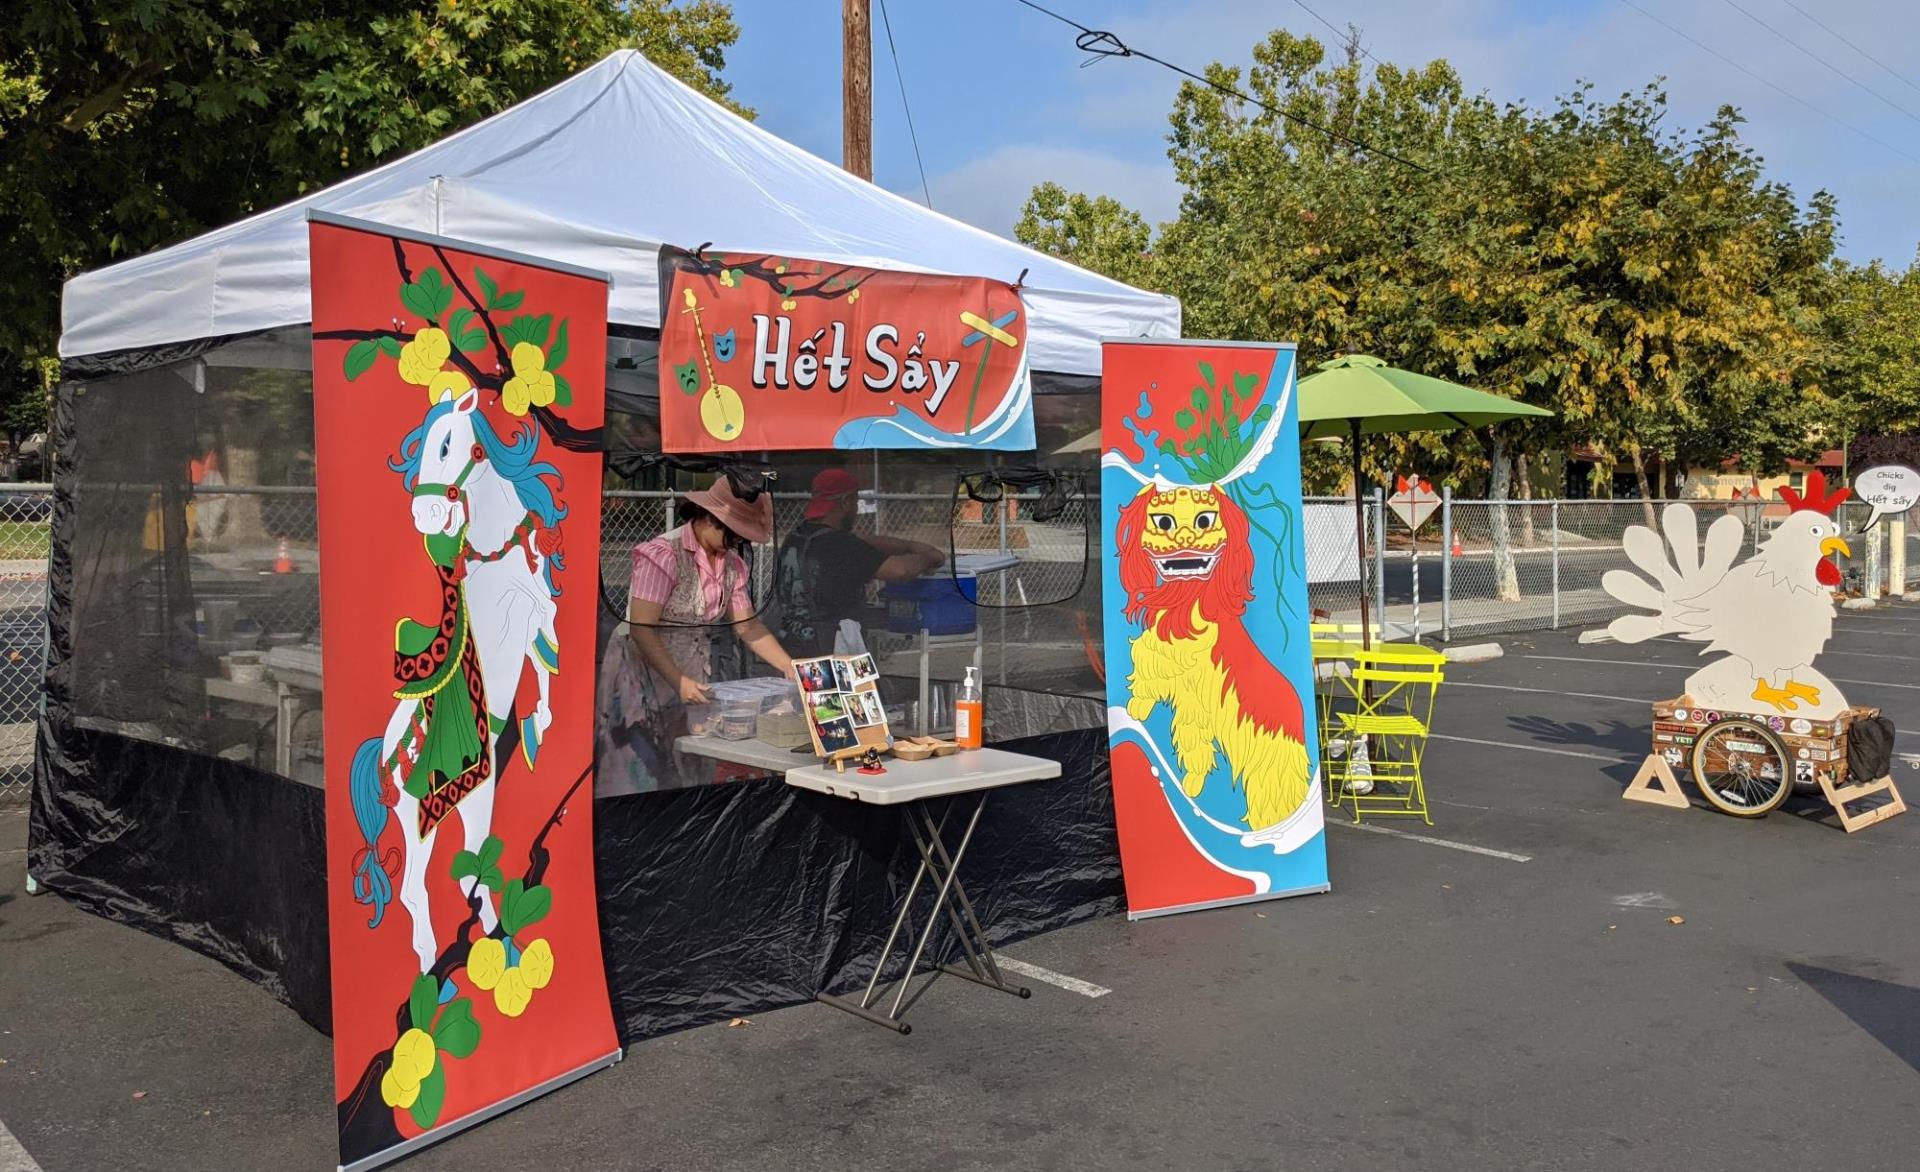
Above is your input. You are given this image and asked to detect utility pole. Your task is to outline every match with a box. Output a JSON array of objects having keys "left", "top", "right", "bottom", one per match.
[{"left": 843, "top": 0, "right": 873, "bottom": 181}]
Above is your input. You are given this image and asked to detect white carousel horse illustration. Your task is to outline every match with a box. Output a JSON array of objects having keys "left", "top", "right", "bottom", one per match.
[{"left": 348, "top": 386, "right": 566, "bottom": 972}]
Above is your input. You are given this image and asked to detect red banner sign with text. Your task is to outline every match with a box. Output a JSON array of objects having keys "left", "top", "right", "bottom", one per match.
[
  {"left": 309, "top": 217, "right": 618, "bottom": 1170},
  {"left": 657, "top": 246, "right": 1034, "bottom": 452}
]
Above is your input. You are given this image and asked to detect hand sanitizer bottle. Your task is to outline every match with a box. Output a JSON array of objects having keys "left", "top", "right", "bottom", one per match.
[{"left": 954, "top": 666, "right": 983, "bottom": 750}]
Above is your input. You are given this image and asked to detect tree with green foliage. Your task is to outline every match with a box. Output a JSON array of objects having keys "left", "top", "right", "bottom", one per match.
[
  {"left": 0, "top": 0, "right": 745, "bottom": 447},
  {"left": 1016, "top": 29, "right": 1851, "bottom": 598}
]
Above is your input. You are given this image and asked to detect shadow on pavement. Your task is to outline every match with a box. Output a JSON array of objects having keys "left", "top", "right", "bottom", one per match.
[{"left": 1786, "top": 961, "right": 1920, "bottom": 1075}]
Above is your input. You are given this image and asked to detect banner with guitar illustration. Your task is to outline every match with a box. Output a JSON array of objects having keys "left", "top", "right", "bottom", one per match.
[
  {"left": 1099, "top": 339, "right": 1329, "bottom": 918},
  {"left": 308, "top": 214, "right": 619, "bottom": 1170},
  {"left": 657, "top": 245, "right": 1034, "bottom": 452}
]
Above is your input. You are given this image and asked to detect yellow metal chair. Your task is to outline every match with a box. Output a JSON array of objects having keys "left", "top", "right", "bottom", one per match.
[{"left": 1326, "top": 649, "right": 1444, "bottom": 825}]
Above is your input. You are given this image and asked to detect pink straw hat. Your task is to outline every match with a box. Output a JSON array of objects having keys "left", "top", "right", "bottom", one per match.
[{"left": 683, "top": 477, "right": 773, "bottom": 544}]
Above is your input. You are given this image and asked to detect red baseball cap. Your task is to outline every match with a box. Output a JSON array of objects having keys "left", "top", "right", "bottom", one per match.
[{"left": 804, "top": 468, "right": 862, "bottom": 520}]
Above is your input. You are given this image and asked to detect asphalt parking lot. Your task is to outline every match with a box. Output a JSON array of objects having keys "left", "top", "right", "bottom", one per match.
[{"left": 5, "top": 602, "right": 1920, "bottom": 1171}]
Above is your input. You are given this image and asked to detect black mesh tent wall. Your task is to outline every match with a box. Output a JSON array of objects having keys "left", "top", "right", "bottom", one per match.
[{"left": 30, "top": 328, "right": 1124, "bottom": 1040}]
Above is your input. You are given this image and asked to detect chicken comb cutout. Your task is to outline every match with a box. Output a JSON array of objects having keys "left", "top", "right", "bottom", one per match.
[{"left": 1778, "top": 469, "right": 1850, "bottom": 516}]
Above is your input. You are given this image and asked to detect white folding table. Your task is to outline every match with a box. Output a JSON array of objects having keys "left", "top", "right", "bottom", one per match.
[{"left": 786, "top": 747, "right": 1060, "bottom": 1033}]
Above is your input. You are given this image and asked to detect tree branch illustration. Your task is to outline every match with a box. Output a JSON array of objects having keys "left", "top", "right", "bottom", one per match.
[
  {"left": 336, "top": 761, "right": 595, "bottom": 1152},
  {"left": 686, "top": 251, "right": 875, "bottom": 303}
]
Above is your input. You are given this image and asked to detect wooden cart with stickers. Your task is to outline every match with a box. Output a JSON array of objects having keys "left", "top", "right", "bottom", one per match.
[{"left": 1628, "top": 697, "right": 1907, "bottom": 831}]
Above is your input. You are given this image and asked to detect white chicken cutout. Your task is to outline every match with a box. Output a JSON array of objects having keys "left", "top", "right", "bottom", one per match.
[{"left": 1603, "top": 471, "right": 1855, "bottom": 719}]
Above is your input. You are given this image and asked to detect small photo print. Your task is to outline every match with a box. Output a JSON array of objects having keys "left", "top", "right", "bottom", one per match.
[
  {"left": 811, "top": 693, "right": 850, "bottom": 725},
  {"left": 848, "top": 690, "right": 886, "bottom": 728},
  {"left": 794, "top": 657, "right": 836, "bottom": 693},
  {"left": 847, "top": 653, "right": 879, "bottom": 685},
  {"left": 832, "top": 658, "right": 856, "bottom": 693},
  {"left": 815, "top": 715, "right": 859, "bottom": 753}
]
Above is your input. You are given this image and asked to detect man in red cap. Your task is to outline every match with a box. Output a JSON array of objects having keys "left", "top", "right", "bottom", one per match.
[{"left": 773, "top": 467, "right": 946, "bottom": 657}]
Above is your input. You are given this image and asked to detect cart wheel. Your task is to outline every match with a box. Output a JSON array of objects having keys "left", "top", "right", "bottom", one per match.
[{"left": 1690, "top": 717, "right": 1792, "bottom": 817}]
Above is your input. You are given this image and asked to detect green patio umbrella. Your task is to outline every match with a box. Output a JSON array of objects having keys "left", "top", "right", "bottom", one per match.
[{"left": 1298, "top": 354, "right": 1553, "bottom": 647}]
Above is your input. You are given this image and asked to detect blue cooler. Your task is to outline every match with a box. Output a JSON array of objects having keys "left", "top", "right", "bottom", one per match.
[{"left": 882, "top": 572, "right": 979, "bottom": 635}]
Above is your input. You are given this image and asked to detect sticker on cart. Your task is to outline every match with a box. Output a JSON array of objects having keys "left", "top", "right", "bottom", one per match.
[
  {"left": 1797, "top": 747, "right": 1810, "bottom": 760},
  {"left": 1724, "top": 739, "right": 1766, "bottom": 754},
  {"left": 1760, "top": 760, "right": 1781, "bottom": 781},
  {"left": 1767, "top": 715, "right": 1786, "bottom": 732},
  {"left": 1654, "top": 733, "right": 1675, "bottom": 744},
  {"left": 1675, "top": 735, "right": 1695, "bottom": 746},
  {"left": 1704, "top": 711, "right": 1722, "bottom": 725},
  {"left": 1653, "top": 723, "right": 1691, "bottom": 735},
  {"left": 1789, "top": 717, "right": 1812, "bottom": 735},
  {"left": 1672, "top": 708, "right": 1690, "bottom": 723},
  {"left": 1795, "top": 760, "right": 1816, "bottom": 784},
  {"left": 1663, "top": 747, "right": 1685, "bottom": 767}
]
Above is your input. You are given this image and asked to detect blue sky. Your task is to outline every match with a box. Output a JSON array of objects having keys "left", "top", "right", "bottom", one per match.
[{"left": 723, "top": 0, "right": 1920, "bottom": 265}]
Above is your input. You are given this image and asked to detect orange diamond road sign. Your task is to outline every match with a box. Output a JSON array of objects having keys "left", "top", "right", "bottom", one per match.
[{"left": 1388, "top": 474, "right": 1440, "bottom": 532}]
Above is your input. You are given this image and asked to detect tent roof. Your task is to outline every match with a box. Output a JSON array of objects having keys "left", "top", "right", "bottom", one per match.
[{"left": 59, "top": 50, "right": 1179, "bottom": 375}]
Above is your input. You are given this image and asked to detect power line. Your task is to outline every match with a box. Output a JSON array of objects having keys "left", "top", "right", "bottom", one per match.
[
  {"left": 1716, "top": 0, "right": 1920, "bottom": 129},
  {"left": 1008, "top": 0, "right": 1441, "bottom": 175},
  {"left": 1780, "top": 0, "right": 1920, "bottom": 103},
  {"left": 875, "top": 0, "right": 933, "bottom": 208},
  {"left": 1289, "top": 0, "right": 1384, "bottom": 70},
  {"left": 1615, "top": 0, "right": 1920, "bottom": 166}
]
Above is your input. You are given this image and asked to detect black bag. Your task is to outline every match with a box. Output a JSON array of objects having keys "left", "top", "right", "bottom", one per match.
[{"left": 1848, "top": 714, "right": 1896, "bottom": 783}]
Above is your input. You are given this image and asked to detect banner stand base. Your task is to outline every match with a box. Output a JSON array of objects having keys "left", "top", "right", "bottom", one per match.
[
  {"left": 1126, "top": 882, "right": 1330, "bottom": 922},
  {"left": 339, "top": 1048, "right": 624, "bottom": 1172}
]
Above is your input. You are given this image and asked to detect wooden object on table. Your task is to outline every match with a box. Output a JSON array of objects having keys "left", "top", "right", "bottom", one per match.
[
  {"left": 889, "top": 736, "right": 957, "bottom": 762},
  {"left": 1623, "top": 753, "right": 1691, "bottom": 809},
  {"left": 1818, "top": 773, "right": 1907, "bottom": 832}
]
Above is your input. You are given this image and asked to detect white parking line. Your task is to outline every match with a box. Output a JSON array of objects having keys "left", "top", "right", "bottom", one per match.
[
  {"left": 1447, "top": 680, "right": 1646, "bottom": 705},
  {"left": 1430, "top": 732, "right": 1629, "bottom": 764},
  {"left": 1330, "top": 820, "right": 1533, "bottom": 862},
  {"left": 993, "top": 956, "right": 1112, "bottom": 999},
  {"left": 0, "top": 1121, "right": 42, "bottom": 1172}
]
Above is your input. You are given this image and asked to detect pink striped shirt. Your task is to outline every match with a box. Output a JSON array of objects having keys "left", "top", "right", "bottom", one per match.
[{"left": 630, "top": 525, "right": 752, "bottom": 620}]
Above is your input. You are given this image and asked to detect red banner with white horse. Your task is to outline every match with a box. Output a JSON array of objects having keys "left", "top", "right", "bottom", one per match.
[{"left": 308, "top": 215, "right": 618, "bottom": 1169}]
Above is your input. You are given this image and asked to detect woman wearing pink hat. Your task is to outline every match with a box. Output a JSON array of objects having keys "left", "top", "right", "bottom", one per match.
[{"left": 596, "top": 477, "right": 792, "bottom": 791}]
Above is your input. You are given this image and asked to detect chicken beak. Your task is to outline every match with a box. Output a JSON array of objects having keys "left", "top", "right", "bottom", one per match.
[{"left": 1820, "top": 535, "right": 1851, "bottom": 559}]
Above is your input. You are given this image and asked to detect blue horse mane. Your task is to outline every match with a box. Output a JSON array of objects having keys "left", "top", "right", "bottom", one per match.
[{"left": 392, "top": 399, "right": 569, "bottom": 594}]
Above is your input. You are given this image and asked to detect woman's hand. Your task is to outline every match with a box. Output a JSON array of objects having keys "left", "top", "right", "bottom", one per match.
[{"left": 678, "top": 675, "right": 711, "bottom": 705}]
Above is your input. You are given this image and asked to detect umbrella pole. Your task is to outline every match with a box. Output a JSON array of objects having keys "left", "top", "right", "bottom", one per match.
[{"left": 1350, "top": 419, "right": 1371, "bottom": 651}]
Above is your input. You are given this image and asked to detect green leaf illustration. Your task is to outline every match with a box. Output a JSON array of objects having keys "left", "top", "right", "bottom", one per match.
[
  {"left": 553, "top": 374, "right": 573, "bottom": 407},
  {"left": 475, "top": 266, "right": 500, "bottom": 308},
  {"left": 500, "top": 878, "right": 526, "bottom": 934},
  {"left": 450, "top": 850, "right": 480, "bottom": 883},
  {"left": 1197, "top": 360, "right": 1217, "bottom": 389},
  {"left": 399, "top": 281, "right": 433, "bottom": 321},
  {"left": 449, "top": 308, "right": 486, "bottom": 352},
  {"left": 408, "top": 973, "right": 438, "bottom": 1032},
  {"left": 547, "top": 319, "right": 570, "bottom": 370},
  {"left": 513, "top": 884, "right": 553, "bottom": 931},
  {"left": 431, "top": 998, "right": 481, "bottom": 1059},
  {"left": 478, "top": 836, "right": 503, "bottom": 869},
  {"left": 1174, "top": 409, "right": 1194, "bottom": 430},
  {"left": 417, "top": 267, "right": 453, "bottom": 318},
  {"left": 343, "top": 340, "right": 379, "bottom": 381},
  {"left": 376, "top": 336, "right": 403, "bottom": 358},
  {"left": 410, "top": 1065, "right": 446, "bottom": 1131},
  {"left": 1190, "top": 386, "right": 1209, "bottom": 412},
  {"left": 492, "top": 289, "right": 525, "bottom": 312}
]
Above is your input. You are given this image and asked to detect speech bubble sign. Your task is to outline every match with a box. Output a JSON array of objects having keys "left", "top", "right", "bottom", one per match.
[{"left": 1852, "top": 464, "right": 1920, "bottom": 528}]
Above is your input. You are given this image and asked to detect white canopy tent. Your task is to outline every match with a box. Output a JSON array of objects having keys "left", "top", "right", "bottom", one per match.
[{"left": 60, "top": 50, "right": 1178, "bottom": 374}]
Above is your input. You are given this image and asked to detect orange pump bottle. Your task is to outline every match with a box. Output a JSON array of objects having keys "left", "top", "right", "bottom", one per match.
[{"left": 954, "top": 666, "right": 983, "bottom": 749}]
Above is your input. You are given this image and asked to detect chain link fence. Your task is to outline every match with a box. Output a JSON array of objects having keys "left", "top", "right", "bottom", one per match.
[
  {"left": 0, "top": 485, "right": 52, "bottom": 801},
  {"left": 1352, "top": 494, "right": 1920, "bottom": 642},
  {"left": 11, "top": 477, "right": 1916, "bottom": 804}
]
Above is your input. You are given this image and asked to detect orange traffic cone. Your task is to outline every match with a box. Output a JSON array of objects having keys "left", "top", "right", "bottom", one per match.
[
  {"left": 274, "top": 537, "right": 293, "bottom": 574},
  {"left": 1450, "top": 531, "right": 1463, "bottom": 557}
]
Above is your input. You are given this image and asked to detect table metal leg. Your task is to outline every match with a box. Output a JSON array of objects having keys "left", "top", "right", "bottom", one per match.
[{"left": 817, "top": 793, "right": 1031, "bottom": 1033}]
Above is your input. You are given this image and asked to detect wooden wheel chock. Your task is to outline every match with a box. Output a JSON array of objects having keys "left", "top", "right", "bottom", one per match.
[
  {"left": 1818, "top": 773, "right": 1908, "bottom": 833},
  {"left": 1623, "top": 754, "right": 1691, "bottom": 809}
]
